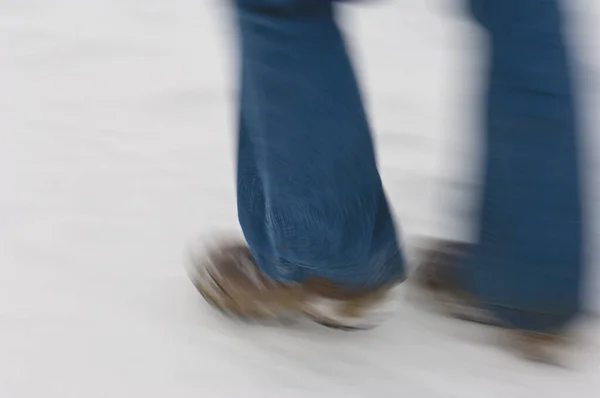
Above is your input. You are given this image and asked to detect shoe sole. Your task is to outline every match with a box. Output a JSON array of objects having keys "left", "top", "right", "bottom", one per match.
[{"left": 192, "top": 273, "right": 393, "bottom": 331}]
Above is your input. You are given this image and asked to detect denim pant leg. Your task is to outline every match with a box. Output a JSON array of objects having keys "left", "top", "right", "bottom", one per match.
[
  {"left": 469, "top": 0, "right": 584, "bottom": 331},
  {"left": 234, "top": 0, "right": 405, "bottom": 288}
]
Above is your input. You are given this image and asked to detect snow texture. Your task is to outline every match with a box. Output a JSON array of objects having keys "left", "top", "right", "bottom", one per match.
[{"left": 1, "top": 0, "right": 600, "bottom": 396}]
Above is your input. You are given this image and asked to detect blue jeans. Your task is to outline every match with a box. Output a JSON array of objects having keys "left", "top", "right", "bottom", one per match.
[{"left": 234, "top": 0, "right": 583, "bottom": 332}]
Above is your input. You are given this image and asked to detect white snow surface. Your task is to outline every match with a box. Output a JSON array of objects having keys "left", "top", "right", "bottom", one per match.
[{"left": 2, "top": 0, "right": 600, "bottom": 397}]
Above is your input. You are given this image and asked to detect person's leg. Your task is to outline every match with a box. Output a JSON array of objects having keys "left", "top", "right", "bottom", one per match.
[
  {"left": 470, "top": 0, "right": 583, "bottom": 333},
  {"left": 189, "top": 0, "right": 404, "bottom": 327},
  {"left": 235, "top": 0, "right": 404, "bottom": 289},
  {"left": 418, "top": 0, "right": 583, "bottom": 338}
]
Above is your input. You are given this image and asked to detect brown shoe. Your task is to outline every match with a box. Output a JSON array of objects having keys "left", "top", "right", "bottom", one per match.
[
  {"left": 187, "top": 242, "right": 402, "bottom": 330},
  {"left": 414, "top": 240, "right": 499, "bottom": 325},
  {"left": 415, "top": 239, "right": 570, "bottom": 362}
]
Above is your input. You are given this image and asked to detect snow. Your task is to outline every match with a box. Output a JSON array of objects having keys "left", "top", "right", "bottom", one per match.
[{"left": 1, "top": 0, "right": 600, "bottom": 396}]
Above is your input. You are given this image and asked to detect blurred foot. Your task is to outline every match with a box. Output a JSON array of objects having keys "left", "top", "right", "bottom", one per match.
[
  {"left": 415, "top": 240, "right": 498, "bottom": 325},
  {"left": 415, "top": 239, "right": 569, "bottom": 362},
  {"left": 188, "top": 242, "right": 403, "bottom": 330}
]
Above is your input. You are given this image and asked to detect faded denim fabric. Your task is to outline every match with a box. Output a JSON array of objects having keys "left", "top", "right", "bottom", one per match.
[
  {"left": 467, "top": 0, "right": 583, "bottom": 332},
  {"left": 235, "top": 0, "right": 405, "bottom": 289}
]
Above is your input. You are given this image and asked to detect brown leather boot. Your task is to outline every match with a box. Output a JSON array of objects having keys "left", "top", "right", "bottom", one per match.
[
  {"left": 415, "top": 239, "right": 570, "bottom": 362},
  {"left": 187, "top": 242, "right": 403, "bottom": 330},
  {"left": 414, "top": 240, "right": 499, "bottom": 325}
]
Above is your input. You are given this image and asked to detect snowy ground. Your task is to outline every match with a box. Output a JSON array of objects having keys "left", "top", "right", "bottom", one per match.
[{"left": 2, "top": 0, "right": 600, "bottom": 397}]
